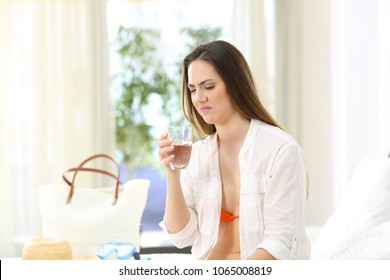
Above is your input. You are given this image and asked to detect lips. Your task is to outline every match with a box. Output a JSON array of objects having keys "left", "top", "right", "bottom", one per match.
[{"left": 199, "top": 106, "right": 212, "bottom": 113}]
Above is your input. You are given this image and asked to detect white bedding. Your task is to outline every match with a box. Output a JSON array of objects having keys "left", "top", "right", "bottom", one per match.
[
  {"left": 312, "top": 222, "right": 390, "bottom": 259},
  {"left": 311, "top": 156, "right": 390, "bottom": 259}
]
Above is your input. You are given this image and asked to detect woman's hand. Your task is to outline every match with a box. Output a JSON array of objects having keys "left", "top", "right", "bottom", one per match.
[
  {"left": 158, "top": 132, "right": 190, "bottom": 234},
  {"left": 157, "top": 132, "right": 175, "bottom": 170}
]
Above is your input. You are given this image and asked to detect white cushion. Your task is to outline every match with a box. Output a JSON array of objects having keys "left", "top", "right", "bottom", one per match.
[{"left": 312, "top": 156, "right": 390, "bottom": 259}]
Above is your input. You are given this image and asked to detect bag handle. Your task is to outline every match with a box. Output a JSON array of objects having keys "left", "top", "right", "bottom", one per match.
[{"left": 62, "top": 154, "right": 122, "bottom": 205}]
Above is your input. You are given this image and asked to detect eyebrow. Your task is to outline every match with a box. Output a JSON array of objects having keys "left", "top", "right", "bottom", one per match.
[{"left": 187, "top": 79, "right": 214, "bottom": 87}]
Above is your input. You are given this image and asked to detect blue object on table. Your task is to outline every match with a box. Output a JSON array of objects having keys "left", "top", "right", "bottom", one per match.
[{"left": 96, "top": 242, "right": 139, "bottom": 260}]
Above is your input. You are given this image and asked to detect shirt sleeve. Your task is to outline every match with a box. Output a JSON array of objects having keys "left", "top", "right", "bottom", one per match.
[
  {"left": 159, "top": 207, "right": 198, "bottom": 248},
  {"left": 257, "top": 142, "right": 307, "bottom": 260},
  {"left": 159, "top": 167, "right": 199, "bottom": 249}
]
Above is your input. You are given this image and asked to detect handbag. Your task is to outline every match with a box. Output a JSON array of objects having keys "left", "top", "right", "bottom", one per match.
[{"left": 38, "top": 154, "right": 149, "bottom": 257}]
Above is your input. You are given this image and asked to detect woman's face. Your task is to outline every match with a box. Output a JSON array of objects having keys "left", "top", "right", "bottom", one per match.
[{"left": 187, "top": 60, "right": 238, "bottom": 126}]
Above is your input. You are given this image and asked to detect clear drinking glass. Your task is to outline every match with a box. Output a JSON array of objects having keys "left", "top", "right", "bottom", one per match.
[{"left": 167, "top": 126, "right": 193, "bottom": 170}]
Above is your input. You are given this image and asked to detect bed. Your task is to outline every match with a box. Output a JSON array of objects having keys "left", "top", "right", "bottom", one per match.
[{"left": 310, "top": 154, "right": 390, "bottom": 259}]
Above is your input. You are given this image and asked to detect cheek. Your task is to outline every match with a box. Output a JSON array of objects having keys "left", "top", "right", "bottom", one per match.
[
  {"left": 190, "top": 94, "right": 196, "bottom": 105},
  {"left": 214, "top": 91, "right": 230, "bottom": 106},
  {"left": 190, "top": 95, "right": 200, "bottom": 112}
]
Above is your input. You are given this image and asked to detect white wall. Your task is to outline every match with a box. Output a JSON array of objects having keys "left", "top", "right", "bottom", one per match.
[
  {"left": 274, "top": 0, "right": 334, "bottom": 226},
  {"left": 295, "top": 0, "right": 390, "bottom": 225},
  {"left": 331, "top": 0, "right": 390, "bottom": 206},
  {"left": 298, "top": 0, "right": 333, "bottom": 226}
]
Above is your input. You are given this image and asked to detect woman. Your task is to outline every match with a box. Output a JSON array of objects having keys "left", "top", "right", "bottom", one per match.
[{"left": 158, "top": 40, "right": 310, "bottom": 260}]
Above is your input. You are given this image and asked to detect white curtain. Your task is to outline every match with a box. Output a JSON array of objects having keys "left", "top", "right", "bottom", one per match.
[
  {"left": 331, "top": 0, "right": 390, "bottom": 207},
  {"left": 232, "top": 0, "right": 273, "bottom": 112},
  {"left": 0, "top": 0, "right": 115, "bottom": 257},
  {"left": 272, "top": 0, "right": 302, "bottom": 139},
  {"left": 378, "top": 0, "right": 390, "bottom": 155}
]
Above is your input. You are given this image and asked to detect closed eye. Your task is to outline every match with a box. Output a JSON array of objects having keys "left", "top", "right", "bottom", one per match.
[{"left": 204, "top": 85, "right": 215, "bottom": 90}]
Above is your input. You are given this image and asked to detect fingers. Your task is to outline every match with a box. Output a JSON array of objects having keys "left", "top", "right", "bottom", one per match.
[
  {"left": 158, "top": 132, "right": 168, "bottom": 141},
  {"left": 161, "top": 154, "right": 174, "bottom": 169},
  {"left": 158, "top": 132, "right": 169, "bottom": 147},
  {"left": 158, "top": 132, "right": 174, "bottom": 169}
]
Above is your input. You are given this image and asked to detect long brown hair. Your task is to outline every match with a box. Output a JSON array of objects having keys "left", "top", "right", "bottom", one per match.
[{"left": 182, "top": 40, "right": 282, "bottom": 139}]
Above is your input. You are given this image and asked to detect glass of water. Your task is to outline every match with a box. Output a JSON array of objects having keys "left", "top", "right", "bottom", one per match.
[{"left": 167, "top": 126, "right": 193, "bottom": 170}]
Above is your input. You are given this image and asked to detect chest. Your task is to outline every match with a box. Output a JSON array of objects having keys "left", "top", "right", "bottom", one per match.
[{"left": 218, "top": 146, "right": 241, "bottom": 213}]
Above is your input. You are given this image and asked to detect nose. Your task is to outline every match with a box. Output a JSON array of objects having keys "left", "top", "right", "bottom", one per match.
[{"left": 192, "top": 89, "right": 207, "bottom": 103}]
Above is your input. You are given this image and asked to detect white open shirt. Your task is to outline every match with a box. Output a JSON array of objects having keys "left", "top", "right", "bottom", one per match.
[{"left": 160, "top": 119, "right": 311, "bottom": 259}]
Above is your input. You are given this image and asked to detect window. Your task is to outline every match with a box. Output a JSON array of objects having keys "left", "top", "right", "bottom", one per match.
[
  {"left": 0, "top": 0, "right": 276, "bottom": 257},
  {"left": 106, "top": 0, "right": 235, "bottom": 235}
]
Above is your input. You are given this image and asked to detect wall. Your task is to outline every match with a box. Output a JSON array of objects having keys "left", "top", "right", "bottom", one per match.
[
  {"left": 296, "top": 0, "right": 390, "bottom": 225},
  {"left": 274, "top": 0, "right": 334, "bottom": 226},
  {"left": 298, "top": 0, "right": 333, "bottom": 226},
  {"left": 331, "top": 0, "right": 390, "bottom": 206}
]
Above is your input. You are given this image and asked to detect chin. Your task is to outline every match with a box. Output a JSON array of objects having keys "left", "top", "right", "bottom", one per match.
[{"left": 201, "top": 117, "right": 216, "bottom": 125}]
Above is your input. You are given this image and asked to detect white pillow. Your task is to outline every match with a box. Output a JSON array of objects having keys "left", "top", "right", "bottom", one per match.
[{"left": 312, "top": 156, "right": 390, "bottom": 259}]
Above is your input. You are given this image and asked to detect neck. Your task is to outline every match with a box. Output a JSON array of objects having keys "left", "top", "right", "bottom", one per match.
[{"left": 216, "top": 117, "right": 250, "bottom": 146}]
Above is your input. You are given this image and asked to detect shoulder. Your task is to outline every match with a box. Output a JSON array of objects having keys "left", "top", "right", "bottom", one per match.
[
  {"left": 249, "top": 120, "right": 305, "bottom": 160},
  {"left": 251, "top": 120, "right": 299, "bottom": 147}
]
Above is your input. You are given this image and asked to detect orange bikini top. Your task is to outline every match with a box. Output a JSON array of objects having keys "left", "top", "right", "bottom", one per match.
[{"left": 220, "top": 208, "right": 239, "bottom": 222}]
